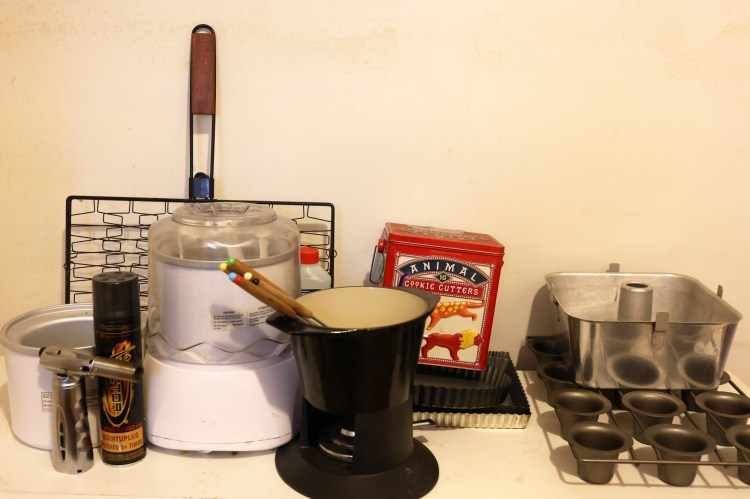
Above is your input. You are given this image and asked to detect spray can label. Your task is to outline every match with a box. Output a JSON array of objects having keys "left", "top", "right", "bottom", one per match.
[{"left": 97, "top": 328, "right": 146, "bottom": 465}]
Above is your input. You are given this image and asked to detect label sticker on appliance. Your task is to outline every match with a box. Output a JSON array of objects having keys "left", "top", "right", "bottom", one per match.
[
  {"left": 246, "top": 306, "right": 273, "bottom": 326},
  {"left": 210, "top": 306, "right": 274, "bottom": 330},
  {"left": 41, "top": 392, "right": 52, "bottom": 412},
  {"left": 212, "top": 311, "right": 245, "bottom": 329}
]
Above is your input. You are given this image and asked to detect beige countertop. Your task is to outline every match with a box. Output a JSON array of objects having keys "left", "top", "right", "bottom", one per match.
[{"left": 1, "top": 356, "right": 749, "bottom": 498}]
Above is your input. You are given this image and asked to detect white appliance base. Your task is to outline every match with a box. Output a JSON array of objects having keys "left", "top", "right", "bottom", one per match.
[
  {"left": 146, "top": 433, "right": 294, "bottom": 453},
  {"left": 144, "top": 350, "right": 298, "bottom": 452}
]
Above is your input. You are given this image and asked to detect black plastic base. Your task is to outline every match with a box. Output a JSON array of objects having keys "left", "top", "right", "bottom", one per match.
[{"left": 275, "top": 437, "right": 439, "bottom": 499}]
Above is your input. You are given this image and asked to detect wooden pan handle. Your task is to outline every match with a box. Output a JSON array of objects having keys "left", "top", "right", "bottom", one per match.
[{"left": 191, "top": 25, "right": 216, "bottom": 116}]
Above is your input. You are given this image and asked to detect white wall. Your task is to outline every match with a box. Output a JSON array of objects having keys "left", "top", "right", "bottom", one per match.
[{"left": 2, "top": 1, "right": 749, "bottom": 382}]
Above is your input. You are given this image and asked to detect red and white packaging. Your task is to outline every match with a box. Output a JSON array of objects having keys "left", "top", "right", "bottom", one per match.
[{"left": 373, "top": 223, "right": 505, "bottom": 370}]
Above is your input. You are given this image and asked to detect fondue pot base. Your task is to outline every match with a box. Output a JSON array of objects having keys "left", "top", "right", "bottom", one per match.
[
  {"left": 269, "top": 287, "right": 441, "bottom": 498},
  {"left": 276, "top": 438, "right": 438, "bottom": 499},
  {"left": 275, "top": 399, "right": 439, "bottom": 499}
]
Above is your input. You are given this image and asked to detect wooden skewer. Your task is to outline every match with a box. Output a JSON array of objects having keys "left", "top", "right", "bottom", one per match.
[
  {"left": 220, "top": 260, "right": 328, "bottom": 327},
  {"left": 224, "top": 258, "right": 319, "bottom": 322},
  {"left": 226, "top": 258, "right": 286, "bottom": 294},
  {"left": 225, "top": 271, "right": 297, "bottom": 319}
]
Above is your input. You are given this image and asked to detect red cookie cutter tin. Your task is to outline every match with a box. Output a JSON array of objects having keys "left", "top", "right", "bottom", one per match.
[{"left": 372, "top": 223, "right": 505, "bottom": 370}]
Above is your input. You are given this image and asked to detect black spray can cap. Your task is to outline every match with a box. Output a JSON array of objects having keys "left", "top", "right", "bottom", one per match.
[{"left": 92, "top": 272, "right": 141, "bottom": 324}]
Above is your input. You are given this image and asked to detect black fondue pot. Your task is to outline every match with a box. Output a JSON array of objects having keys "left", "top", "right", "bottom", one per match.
[{"left": 267, "top": 286, "right": 439, "bottom": 415}]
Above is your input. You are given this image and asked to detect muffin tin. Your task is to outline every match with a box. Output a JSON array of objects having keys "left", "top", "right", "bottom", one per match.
[{"left": 528, "top": 335, "right": 750, "bottom": 486}]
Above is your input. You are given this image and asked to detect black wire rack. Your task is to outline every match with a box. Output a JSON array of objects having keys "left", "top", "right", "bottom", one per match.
[{"left": 65, "top": 196, "right": 335, "bottom": 309}]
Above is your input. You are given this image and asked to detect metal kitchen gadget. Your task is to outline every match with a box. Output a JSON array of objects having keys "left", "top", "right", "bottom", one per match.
[
  {"left": 268, "top": 286, "right": 441, "bottom": 499},
  {"left": 39, "top": 346, "right": 142, "bottom": 474},
  {"left": 545, "top": 268, "right": 742, "bottom": 389}
]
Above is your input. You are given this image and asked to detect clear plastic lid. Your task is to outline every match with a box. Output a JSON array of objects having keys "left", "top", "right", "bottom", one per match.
[{"left": 149, "top": 202, "right": 299, "bottom": 268}]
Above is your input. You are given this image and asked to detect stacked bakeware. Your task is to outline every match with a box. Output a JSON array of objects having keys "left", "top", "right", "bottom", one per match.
[{"left": 412, "top": 351, "right": 531, "bottom": 429}]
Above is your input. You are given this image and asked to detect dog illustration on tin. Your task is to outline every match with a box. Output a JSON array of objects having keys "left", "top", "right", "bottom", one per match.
[
  {"left": 421, "top": 329, "right": 484, "bottom": 361},
  {"left": 426, "top": 300, "right": 485, "bottom": 330}
]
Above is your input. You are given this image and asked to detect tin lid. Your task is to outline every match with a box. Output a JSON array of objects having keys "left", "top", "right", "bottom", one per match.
[{"left": 384, "top": 223, "right": 504, "bottom": 255}]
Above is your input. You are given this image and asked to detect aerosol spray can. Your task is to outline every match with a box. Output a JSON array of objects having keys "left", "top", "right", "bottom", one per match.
[{"left": 92, "top": 272, "right": 146, "bottom": 465}]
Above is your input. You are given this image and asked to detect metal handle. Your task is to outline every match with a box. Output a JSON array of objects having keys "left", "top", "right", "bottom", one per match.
[
  {"left": 89, "top": 356, "right": 144, "bottom": 382},
  {"left": 51, "top": 374, "right": 94, "bottom": 474},
  {"left": 189, "top": 24, "right": 216, "bottom": 199},
  {"left": 39, "top": 346, "right": 143, "bottom": 382},
  {"left": 368, "top": 241, "right": 386, "bottom": 285}
]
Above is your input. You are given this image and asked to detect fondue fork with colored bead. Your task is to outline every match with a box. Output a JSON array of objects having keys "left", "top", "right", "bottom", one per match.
[
  {"left": 225, "top": 257, "right": 288, "bottom": 295},
  {"left": 220, "top": 260, "right": 328, "bottom": 327},
  {"left": 223, "top": 258, "right": 319, "bottom": 320}
]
